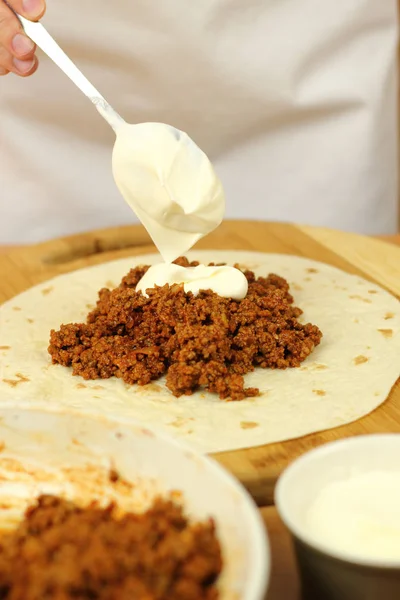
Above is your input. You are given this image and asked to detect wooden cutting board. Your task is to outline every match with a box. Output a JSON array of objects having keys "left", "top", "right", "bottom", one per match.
[{"left": 1, "top": 220, "right": 400, "bottom": 506}]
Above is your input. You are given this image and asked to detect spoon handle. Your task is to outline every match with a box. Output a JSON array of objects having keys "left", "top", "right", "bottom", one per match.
[{"left": 17, "top": 15, "right": 125, "bottom": 131}]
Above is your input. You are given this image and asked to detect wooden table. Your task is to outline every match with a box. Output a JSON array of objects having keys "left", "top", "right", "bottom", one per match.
[
  {"left": 262, "top": 507, "right": 300, "bottom": 600},
  {"left": 1, "top": 227, "right": 399, "bottom": 599},
  {"left": 261, "top": 233, "right": 399, "bottom": 599}
]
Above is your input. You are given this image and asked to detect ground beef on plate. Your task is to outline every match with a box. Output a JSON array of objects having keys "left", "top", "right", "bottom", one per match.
[
  {"left": 48, "top": 257, "right": 322, "bottom": 400},
  {"left": 0, "top": 494, "right": 222, "bottom": 600}
]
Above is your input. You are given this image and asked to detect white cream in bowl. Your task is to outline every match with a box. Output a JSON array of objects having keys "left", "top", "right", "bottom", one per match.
[{"left": 275, "top": 434, "right": 400, "bottom": 568}]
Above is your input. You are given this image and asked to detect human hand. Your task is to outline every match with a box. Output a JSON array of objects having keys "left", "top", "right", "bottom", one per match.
[{"left": 0, "top": 0, "right": 45, "bottom": 77}]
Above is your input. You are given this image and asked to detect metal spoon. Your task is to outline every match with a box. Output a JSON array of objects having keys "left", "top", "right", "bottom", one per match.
[{"left": 15, "top": 14, "right": 125, "bottom": 132}]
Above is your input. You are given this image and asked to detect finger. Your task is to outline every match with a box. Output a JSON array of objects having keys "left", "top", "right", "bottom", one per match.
[
  {"left": 0, "top": 45, "right": 38, "bottom": 76},
  {"left": 13, "top": 53, "right": 38, "bottom": 76},
  {"left": 0, "top": 66, "right": 10, "bottom": 75},
  {"left": 0, "top": 2, "right": 35, "bottom": 59},
  {"left": 11, "top": 32, "right": 36, "bottom": 58},
  {"left": 5, "top": 0, "right": 46, "bottom": 21}
]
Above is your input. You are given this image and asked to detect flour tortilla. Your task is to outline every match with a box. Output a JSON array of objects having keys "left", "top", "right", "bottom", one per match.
[{"left": 0, "top": 250, "right": 399, "bottom": 453}]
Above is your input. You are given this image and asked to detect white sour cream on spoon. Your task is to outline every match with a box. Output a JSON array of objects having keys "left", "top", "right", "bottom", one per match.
[
  {"left": 112, "top": 121, "right": 248, "bottom": 299},
  {"left": 112, "top": 122, "right": 225, "bottom": 263}
]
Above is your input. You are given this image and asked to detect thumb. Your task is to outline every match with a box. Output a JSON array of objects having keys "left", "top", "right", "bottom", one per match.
[{"left": 4, "top": 0, "right": 46, "bottom": 21}]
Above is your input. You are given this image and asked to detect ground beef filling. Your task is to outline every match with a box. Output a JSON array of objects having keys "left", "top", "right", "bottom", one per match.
[
  {"left": 0, "top": 495, "right": 222, "bottom": 600},
  {"left": 48, "top": 258, "right": 322, "bottom": 400}
]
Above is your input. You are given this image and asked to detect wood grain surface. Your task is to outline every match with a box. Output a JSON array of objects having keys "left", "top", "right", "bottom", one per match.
[
  {"left": 1, "top": 220, "right": 400, "bottom": 507},
  {"left": 262, "top": 506, "right": 300, "bottom": 600}
]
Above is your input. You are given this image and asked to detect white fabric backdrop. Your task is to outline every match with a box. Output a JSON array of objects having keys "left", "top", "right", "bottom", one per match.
[{"left": 0, "top": 0, "right": 398, "bottom": 243}]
